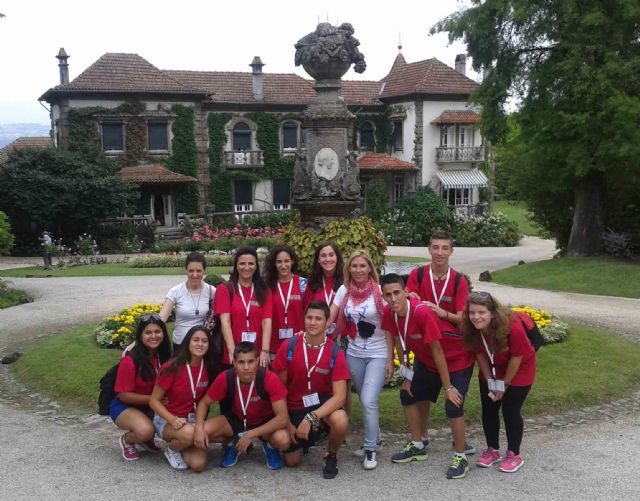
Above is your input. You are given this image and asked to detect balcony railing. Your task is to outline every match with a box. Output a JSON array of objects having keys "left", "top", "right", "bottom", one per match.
[
  {"left": 436, "top": 146, "right": 484, "bottom": 163},
  {"left": 223, "top": 150, "right": 264, "bottom": 169}
]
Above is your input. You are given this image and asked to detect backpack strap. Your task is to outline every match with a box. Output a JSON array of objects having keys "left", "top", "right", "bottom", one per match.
[
  {"left": 452, "top": 271, "right": 462, "bottom": 297},
  {"left": 329, "top": 340, "right": 340, "bottom": 369},
  {"left": 256, "top": 366, "right": 269, "bottom": 401},
  {"left": 221, "top": 367, "right": 236, "bottom": 413},
  {"left": 286, "top": 335, "right": 299, "bottom": 363},
  {"left": 417, "top": 265, "right": 426, "bottom": 288},
  {"left": 226, "top": 280, "right": 234, "bottom": 303}
]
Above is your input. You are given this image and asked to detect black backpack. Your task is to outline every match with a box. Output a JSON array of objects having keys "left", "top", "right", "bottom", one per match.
[
  {"left": 416, "top": 266, "right": 463, "bottom": 298},
  {"left": 209, "top": 281, "right": 235, "bottom": 355},
  {"left": 515, "top": 312, "right": 545, "bottom": 352},
  {"left": 98, "top": 362, "right": 120, "bottom": 415},
  {"left": 220, "top": 366, "right": 269, "bottom": 414}
]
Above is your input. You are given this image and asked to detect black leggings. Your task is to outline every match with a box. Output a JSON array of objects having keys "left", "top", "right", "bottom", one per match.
[{"left": 479, "top": 380, "right": 531, "bottom": 455}]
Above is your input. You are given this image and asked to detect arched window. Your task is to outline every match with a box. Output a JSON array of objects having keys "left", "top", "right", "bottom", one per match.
[
  {"left": 233, "top": 122, "right": 251, "bottom": 150},
  {"left": 282, "top": 121, "right": 299, "bottom": 149},
  {"left": 359, "top": 121, "right": 375, "bottom": 150}
]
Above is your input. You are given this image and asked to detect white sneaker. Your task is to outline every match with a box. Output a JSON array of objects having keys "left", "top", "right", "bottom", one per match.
[
  {"left": 353, "top": 441, "right": 382, "bottom": 457},
  {"left": 363, "top": 450, "right": 378, "bottom": 470},
  {"left": 164, "top": 447, "right": 188, "bottom": 470}
]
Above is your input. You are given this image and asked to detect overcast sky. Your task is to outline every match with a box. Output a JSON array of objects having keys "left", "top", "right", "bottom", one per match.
[{"left": 0, "top": 0, "right": 475, "bottom": 124}]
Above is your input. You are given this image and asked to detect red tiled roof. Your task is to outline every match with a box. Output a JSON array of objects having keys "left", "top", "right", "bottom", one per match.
[
  {"left": 380, "top": 57, "right": 479, "bottom": 98},
  {"left": 41, "top": 53, "right": 209, "bottom": 99},
  {"left": 358, "top": 153, "right": 416, "bottom": 171},
  {"left": 0, "top": 136, "right": 52, "bottom": 163},
  {"left": 120, "top": 165, "right": 197, "bottom": 184},
  {"left": 431, "top": 110, "right": 481, "bottom": 124}
]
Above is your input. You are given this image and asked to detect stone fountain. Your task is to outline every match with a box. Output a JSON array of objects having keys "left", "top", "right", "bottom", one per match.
[{"left": 292, "top": 22, "right": 367, "bottom": 228}]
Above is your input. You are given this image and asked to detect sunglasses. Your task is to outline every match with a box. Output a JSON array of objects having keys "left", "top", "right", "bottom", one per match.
[
  {"left": 141, "top": 313, "right": 162, "bottom": 322},
  {"left": 468, "top": 291, "right": 493, "bottom": 302}
]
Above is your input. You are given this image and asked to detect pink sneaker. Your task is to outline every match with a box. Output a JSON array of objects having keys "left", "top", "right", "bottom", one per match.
[
  {"left": 498, "top": 450, "right": 524, "bottom": 472},
  {"left": 119, "top": 434, "right": 140, "bottom": 461},
  {"left": 138, "top": 439, "right": 161, "bottom": 453},
  {"left": 476, "top": 447, "right": 501, "bottom": 468}
]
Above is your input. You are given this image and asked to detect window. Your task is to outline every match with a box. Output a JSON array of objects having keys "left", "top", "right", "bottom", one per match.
[
  {"left": 359, "top": 121, "right": 375, "bottom": 150},
  {"left": 301, "top": 127, "right": 308, "bottom": 148},
  {"left": 459, "top": 126, "right": 474, "bottom": 147},
  {"left": 440, "top": 125, "right": 455, "bottom": 147},
  {"left": 443, "top": 188, "right": 470, "bottom": 206},
  {"left": 390, "top": 120, "right": 403, "bottom": 151},
  {"left": 393, "top": 175, "right": 404, "bottom": 203},
  {"left": 232, "top": 122, "right": 251, "bottom": 150},
  {"left": 273, "top": 179, "right": 291, "bottom": 210},
  {"left": 282, "top": 121, "right": 299, "bottom": 150},
  {"left": 360, "top": 176, "right": 371, "bottom": 208},
  {"left": 102, "top": 123, "right": 124, "bottom": 151},
  {"left": 234, "top": 180, "right": 253, "bottom": 212},
  {"left": 148, "top": 123, "right": 169, "bottom": 151}
]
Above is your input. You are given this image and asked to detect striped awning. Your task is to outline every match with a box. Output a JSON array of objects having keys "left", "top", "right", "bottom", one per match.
[{"left": 436, "top": 169, "right": 488, "bottom": 189}]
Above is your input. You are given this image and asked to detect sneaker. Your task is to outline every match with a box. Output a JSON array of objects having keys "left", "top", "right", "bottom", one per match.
[
  {"left": 322, "top": 452, "right": 339, "bottom": 479},
  {"left": 498, "top": 450, "right": 524, "bottom": 473},
  {"left": 452, "top": 440, "right": 476, "bottom": 455},
  {"left": 220, "top": 444, "right": 239, "bottom": 468},
  {"left": 261, "top": 441, "right": 284, "bottom": 470},
  {"left": 164, "top": 447, "right": 188, "bottom": 470},
  {"left": 391, "top": 442, "right": 428, "bottom": 463},
  {"left": 476, "top": 447, "right": 501, "bottom": 468},
  {"left": 353, "top": 440, "right": 383, "bottom": 457},
  {"left": 137, "top": 439, "right": 161, "bottom": 453},
  {"left": 446, "top": 454, "right": 468, "bottom": 479},
  {"left": 363, "top": 450, "right": 378, "bottom": 470},
  {"left": 422, "top": 438, "right": 430, "bottom": 448},
  {"left": 119, "top": 434, "right": 140, "bottom": 461}
]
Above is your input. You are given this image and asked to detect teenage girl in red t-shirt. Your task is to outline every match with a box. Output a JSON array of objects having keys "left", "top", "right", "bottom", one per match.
[
  {"left": 111, "top": 314, "right": 171, "bottom": 461},
  {"left": 461, "top": 292, "right": 536, "bottom": 474}
]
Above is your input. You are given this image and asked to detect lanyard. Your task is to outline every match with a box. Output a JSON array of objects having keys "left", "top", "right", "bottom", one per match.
[
  {"left": 237, "top": 283, "right": 255, "bottom": 331},
  {"left": 186, "top": 361, "right": 204, "bottom": 412},
  {"left": 277, "top": 279, "right": 293, "bottom": 327},
  {"left": 394, "top": 300, "right": 411, "bottom": 366},
  {"left": 236, "top": 376, "right": 255, "bottom": 431},
  {"left": 480, "top": 334, "right": 497, "bottom": 379},
  {"left": 429, "top": 266, "right": 451, "bottom": 307},
  {"left": 322, "top": 278, "right": 335, "bottom": 307},
  {"left": 302, "top": 337, "right": 326, "bottom": 392}
]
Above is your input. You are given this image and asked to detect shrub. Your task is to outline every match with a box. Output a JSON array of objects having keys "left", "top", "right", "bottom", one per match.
[
  {"left": 204, "top": 274, "right": 226, "bottom": 287},
  {"left": 0, "top": 211, "right": 15, "bottom": 255},
  {"left": 365, "top": 178, "right": 389, "bottom": 221},
  {"left": 207, "top": 211, "right": 296, "bottom": 230},
  {"left": 281, "top": 216, "right": 387, "bottom": 274},
  {"left": 94, "top": 222, "right": 155, "bottom": 253},
  {"left": 95, "top": 303, "right": 163, "bottom": 348},
  {"left": 128, "top": 254, "right": 233, "bottom": 268},
  {"left": 451, "top": 212, "right": 520, "bottom": 247},
  {"left": 602, "top": 228, "right": 637, "bottom": 259}
]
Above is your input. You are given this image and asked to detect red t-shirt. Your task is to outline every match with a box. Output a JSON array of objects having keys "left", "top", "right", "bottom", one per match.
[
  {"left": 272, "top": 336, "right": 350, "bottom": 411},
  {"left": 114, "top": 354, "right": 160, "bottom": 396},
  {"left": 214, "top": 282, "right": 273, "bottom": 364},
  {"left": 381, "top": 300, "right": 442, "bottom": 372},
  {"left": 476, "top": 313, "right": 536, "bottom": 386},
  {"left": 206, "top": 368, "right": 287, "bottom": 425},
  {"left": 270, "top": 275, "right": 305, "bottom": 354},
  {"left": 155, "top": 361, "right": 210, "bottom": 417},
  {"left": 303, "top": 276, "right": 337, "bottom": 309}
]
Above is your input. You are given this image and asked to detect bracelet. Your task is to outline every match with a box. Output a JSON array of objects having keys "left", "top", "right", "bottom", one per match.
[
  {"left": 305, "top": 412, "right": 320, "bottom": 428},
  {"left": 261, "top": 349, "right": 270, "bottom": 354},
  {"left": 445, "top": 385, "right": 455, "bottom": 392}
]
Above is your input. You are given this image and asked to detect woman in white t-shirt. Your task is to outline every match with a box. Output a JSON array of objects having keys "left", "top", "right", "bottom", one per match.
[
  {"left": 160, "top": 252, "right": 216, "bottom": 352},
  {"left": 331, "top": 250, "right": 394, "bottom": 471}
]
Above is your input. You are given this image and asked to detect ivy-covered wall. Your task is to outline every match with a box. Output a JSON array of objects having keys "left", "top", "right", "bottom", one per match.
[
  {"left": 166, "top": 105, "right": 198, "bottom": 213},
  {"left": 353, "top": 112, "right": 393, "bottom": 153},
  {"left": 207, "top": 112, "right": 233, "bottom": 212}
]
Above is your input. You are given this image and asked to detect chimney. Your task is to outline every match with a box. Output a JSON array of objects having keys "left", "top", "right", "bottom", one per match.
[
  {"left": 250, "top": 56, "right": 264, "bottom": 101},
  {"left": 56, "top": 47, "right": 70, "bottom": 85},
  {"left": 455, "top": 54, "right": 466, "bottom": 76}
]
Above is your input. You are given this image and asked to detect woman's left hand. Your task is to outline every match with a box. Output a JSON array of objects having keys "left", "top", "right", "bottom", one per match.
[
  {"left": 259, "top": 351, "right": 270, "bottom": 368},
  {"left": 385, "top": 361, "right": 395, "bottom": 381}
]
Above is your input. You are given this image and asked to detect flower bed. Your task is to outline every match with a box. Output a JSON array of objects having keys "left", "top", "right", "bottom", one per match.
[
  {"left": 511, "top": 305, "right": 569, "bottom": 344},
  {"left": 95, "top": 303, "right": 163, "bottom": 348},
  {"left": 128, "top": 254, "right": 233, "bottom": 268}
]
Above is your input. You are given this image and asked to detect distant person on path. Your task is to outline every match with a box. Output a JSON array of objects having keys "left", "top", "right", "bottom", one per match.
[
  {"left": 462, "top": 291, "right": 536, "bottom": 473},
  {"left": 41, "top": 231, "right": 52, "bottom": 269},
  {"left": 111, "top": 314, "right": 171, "bottom": 461},
  {"left": 405, "top": 231, "right": 476, "bottom": 478}
]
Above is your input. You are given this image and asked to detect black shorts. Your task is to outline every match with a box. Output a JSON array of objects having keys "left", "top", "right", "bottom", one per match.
[
  {"left": 222, "top": 412, "right": 270, "bottom": 440},
  {"left": 399, "top": 360, "right": 474, "bottom": 419},
  {"left": 285, "top": 397, "right": 331, "bottom": 453}
]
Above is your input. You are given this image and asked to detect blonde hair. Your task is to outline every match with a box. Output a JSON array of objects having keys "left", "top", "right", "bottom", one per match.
[{"left": 343, "top": 249, "right": 379, "bottom": 285}]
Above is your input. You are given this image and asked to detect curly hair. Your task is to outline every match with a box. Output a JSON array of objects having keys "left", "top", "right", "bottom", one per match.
[{"left": 461, "top": 292, "right": 512, "bottom": 352}]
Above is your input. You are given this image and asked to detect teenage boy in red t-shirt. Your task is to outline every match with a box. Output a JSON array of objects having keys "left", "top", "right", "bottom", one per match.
[
  {"left": 272, "top": 300, "right": 350, "bottom": 479},
  {"left": 194, "top": 343, "right": 290, "bottom": 470}
]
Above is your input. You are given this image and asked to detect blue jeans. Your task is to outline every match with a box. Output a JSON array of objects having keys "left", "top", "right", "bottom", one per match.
[{"left": 347, "top": 355, "right": 386, "bottom": 451}]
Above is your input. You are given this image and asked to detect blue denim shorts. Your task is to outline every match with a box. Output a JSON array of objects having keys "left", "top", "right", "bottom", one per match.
[{"left": 153, "top": 414, "right": 168, "bottom": 439}]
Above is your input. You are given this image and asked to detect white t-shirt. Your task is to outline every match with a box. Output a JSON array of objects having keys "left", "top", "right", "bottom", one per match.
[
  {"left": 166, "top": 282, "right": 216, "bottom": 344},
  {"left": 334, "top": 285, "right": 388, "bottom": 359}
]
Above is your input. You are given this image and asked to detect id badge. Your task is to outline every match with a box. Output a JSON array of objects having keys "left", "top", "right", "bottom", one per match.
[
  {"left": 302, "top": 392, "right": 321, "bottom": 408},
  {"left": 242, "top": 331, "right": 257, "bottom": 343},
  {"left": 399, "top": 365, "right": 414, "bottom": 381},
  {"left": 237, "top": 431, "right": 246, "bottom": 438},
  {"left": 326, "top": 323, "right": 336, "bottom": 335},
  {"left": 187, "top": 413, "right": 196, "bottom": 424},
  {"left": 488, "top": 379, "right": 506, "bottom": 392},
  {"left": 279, "top": 327, "right": 294, "bottom": 340}
]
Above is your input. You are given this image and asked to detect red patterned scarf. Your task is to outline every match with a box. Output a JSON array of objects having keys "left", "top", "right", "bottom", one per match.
[{"left": 335, "top": 278, "right": 385, "bottom": 339}]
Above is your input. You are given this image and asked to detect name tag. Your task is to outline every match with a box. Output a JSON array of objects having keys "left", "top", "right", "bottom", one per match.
[
  {"left": 242, "top": 331, "right": 257, "bottom": 343},
  {"left": 187, "top": 413, "right": 196, "bottom": 424},
  {"left": 488, "top": 379, "right": 506, "bottom": 392},
  {"left": 197, "top": 381, "right": 208, "bottom": 388},
  {"left": 302, "top": 392, "right": 321, "bottom": 408},
  {"left": 399, "top": 365, "right": 414, "bottom": 381},
  {"left": 326, "top": 324, "right": 336, "bottom": 335},
  {"left": 279, "top": 327, "right": 294, "bottom": 340}
]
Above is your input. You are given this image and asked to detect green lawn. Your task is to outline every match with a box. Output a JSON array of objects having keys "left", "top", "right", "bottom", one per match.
[
  {"left": 0, "top": 286, "right": 27, "bottom": 309},
  {"left": 12, "top": 322, "right": 640, "bottom": 431},
  {"left": 492, "top": 258, "right": 640, "bottom": 299},
  {"left": 0, "top": 263, "right": 229, "bottom": 278},
  {"left": 386, "top": 256, "right": 429, "bottom": 263},
  {"left": 493, "top": 200, "right": 546, "bottom": 237}
]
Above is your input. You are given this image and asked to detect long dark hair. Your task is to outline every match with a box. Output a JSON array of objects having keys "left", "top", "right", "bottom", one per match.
[
  {"left": 308, "top": 240, "right": 344, "bottom": 293},
  {"left": 160, "top": 325, "right": 219, "bottom": 382},
  {"left": 229, "top": 246, "right": 267, "bottom": 305},
  {"left": 264, "top": 244, "right": 299, "bottom": 289},
  {"left": 130, "top": 315, "right": 171, "bottom": 382}
]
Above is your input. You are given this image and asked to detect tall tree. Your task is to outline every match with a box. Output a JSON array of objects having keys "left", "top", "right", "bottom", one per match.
[{"left": 433, "top": 0, "right": 640, "bottom": 256}]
